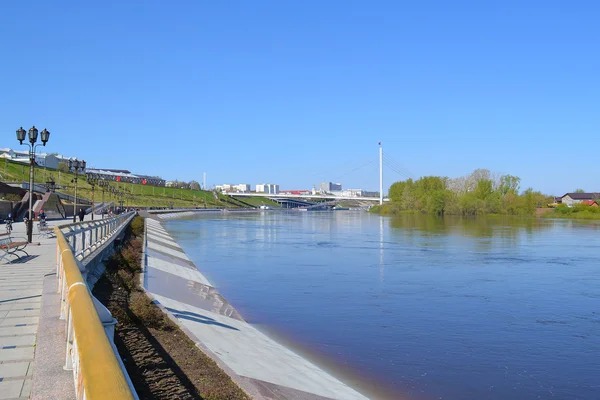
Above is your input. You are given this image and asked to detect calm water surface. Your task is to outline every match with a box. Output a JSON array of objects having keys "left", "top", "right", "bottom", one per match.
[{"left": 164, "top": 211, "right": 600, "bottom": 400}]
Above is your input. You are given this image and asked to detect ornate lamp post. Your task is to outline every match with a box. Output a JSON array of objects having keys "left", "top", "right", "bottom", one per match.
[
  {"left": 16, "top": 126, "right": 50, "bottom": 243},
  {"left": 68, "top": 158, "right": 86, "bottom": 222},
  {"left": 86, "top": 173, "right": 98, "bottom": 220}
]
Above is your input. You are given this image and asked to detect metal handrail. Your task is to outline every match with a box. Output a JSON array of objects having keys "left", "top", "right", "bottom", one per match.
[{"left": 55, "top": 212, "right": 136, "bottom": 400}]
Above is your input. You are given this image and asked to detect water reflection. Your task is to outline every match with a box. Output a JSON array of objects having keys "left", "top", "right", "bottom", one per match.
[
  {"left": 379, "top": 216, "right": 384, "bottom": 282},
  {"left": 388, "top": 214, "right": 557, "bottom": 251},
  {"left": 163, "top": 211, "right": 600, "bottom": 400}
]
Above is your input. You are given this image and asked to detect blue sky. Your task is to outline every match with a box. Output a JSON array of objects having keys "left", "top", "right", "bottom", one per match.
[{"left": 1, "top": 1, "right": 598, "bottom": 195}]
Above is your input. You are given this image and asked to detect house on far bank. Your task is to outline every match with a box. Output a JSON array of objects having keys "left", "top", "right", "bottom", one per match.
[
  {"left": 560, "top": 193, "right": 600, "bottom": 207},
  {"left": 581, "top": 200, "right": 599, "bottom": 207}
]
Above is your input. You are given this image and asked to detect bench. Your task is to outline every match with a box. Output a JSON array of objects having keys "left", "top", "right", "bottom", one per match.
[
  {"left": 0, "top": 233, "right": 29, "bottom": 262},
  {"left": 37, "top": 221, "right": 55, "bottom": 239}
]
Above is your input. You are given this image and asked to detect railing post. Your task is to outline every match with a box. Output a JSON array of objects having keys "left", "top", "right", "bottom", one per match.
[
  {"left": 64, "top": 306, "right": 74, "bottom": 370},
  {"left": 71, "top": 234, "right": 76, "bottom": 255}
]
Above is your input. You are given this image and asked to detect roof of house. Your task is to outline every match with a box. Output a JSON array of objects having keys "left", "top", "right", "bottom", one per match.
[
  {"left": 562, "top": 192, "right": 600, "bottom": 200},
  {"left": 581, "top": 200, "right": 598, "bottom": 206},
  {"left": 99, "top": 169, "right": 131, "bottom": 174}
]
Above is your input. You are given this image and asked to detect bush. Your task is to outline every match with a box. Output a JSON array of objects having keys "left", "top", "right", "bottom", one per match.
[
  {"left": 117, "top": 269, "right": 138, "bottom": 291},
  {"left": 130, "top": 216, "right": 144, "bottom": 237},
  {"left": 129, "top": 292, "right": 173, "bottom": 330},
  {"left": 121, "top": 239, "right": 143, "bottom": 272}
]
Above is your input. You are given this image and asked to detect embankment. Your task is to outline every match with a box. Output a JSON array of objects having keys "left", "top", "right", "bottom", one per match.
[{"left": 140, "top": 213, "right": 370, "bottom": 400}]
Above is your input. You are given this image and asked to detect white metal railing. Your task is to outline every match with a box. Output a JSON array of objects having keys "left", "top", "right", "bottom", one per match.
[
  {"left": 59, "top": 211, "right": 136, "bottom": 261},
  {"left": 55, "top": 211, "right": 137, "bottom": 400}
]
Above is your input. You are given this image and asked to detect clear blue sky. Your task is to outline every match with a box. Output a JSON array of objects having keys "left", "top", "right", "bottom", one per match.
[{"left": 1, "top": 1, "right": 598, "bottom": 195}]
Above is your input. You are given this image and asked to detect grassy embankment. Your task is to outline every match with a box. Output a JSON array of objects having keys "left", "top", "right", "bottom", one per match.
[
  {"left": 542, "top": 204, "right": 600, "bottom": 220},
  {"left": 92, "top": 216, "right": 249, "bottom": 400},
  {"left": 0, "top": 159, "right": 234, "bottom": 208},
  {"left": 230, "top": 195, "right": 280, "bottom": 208}
]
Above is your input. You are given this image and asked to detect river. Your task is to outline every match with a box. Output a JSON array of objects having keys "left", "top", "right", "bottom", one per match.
[{"left": 163, "top": 211, "right": 600, "bottom": 400}]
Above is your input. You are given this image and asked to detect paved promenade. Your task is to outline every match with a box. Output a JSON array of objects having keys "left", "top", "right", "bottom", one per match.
[
  {"left": 0, "top": 219, "right": 64, "bottom": 400},
  {"left": 144, "top": 216, "right": 369, "bottom": 400}
]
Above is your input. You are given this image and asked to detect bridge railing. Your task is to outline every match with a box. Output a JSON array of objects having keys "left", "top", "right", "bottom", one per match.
[{"left": 55, "top": 212, "right": 137, "bottom": 400}]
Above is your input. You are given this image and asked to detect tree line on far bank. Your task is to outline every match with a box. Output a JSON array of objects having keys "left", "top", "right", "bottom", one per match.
[{"left": 372, "top": 169, "right": 552, "bottom": 216}]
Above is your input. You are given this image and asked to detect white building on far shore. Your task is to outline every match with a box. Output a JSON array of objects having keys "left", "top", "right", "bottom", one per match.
[
  {"left": 216, "top": 183, "right": 251, "bottom": 193},
  {"left": 256, "top": 183, "right": 279, "bottom": 194}
]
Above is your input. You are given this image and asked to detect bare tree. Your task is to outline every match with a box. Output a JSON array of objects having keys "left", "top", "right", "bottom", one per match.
[{"left": 189, "top": 180, "right": 201, "bottom": 191}]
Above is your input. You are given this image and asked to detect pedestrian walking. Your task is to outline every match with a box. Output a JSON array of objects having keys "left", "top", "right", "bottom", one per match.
[{"left": 78, "top": 208, "right": 85, "bottom": 222}]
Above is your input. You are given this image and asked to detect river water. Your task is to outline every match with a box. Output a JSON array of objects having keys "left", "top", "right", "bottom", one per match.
[{"left": 163, "top": 211, "right": 600, "bottom": 400}]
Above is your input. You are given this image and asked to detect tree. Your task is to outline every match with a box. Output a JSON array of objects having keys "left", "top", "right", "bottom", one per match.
[
  {"left": 58, "top": 161, "right": 68, "bottom": 172},
  {"left": 465, "top": 169, "right": 491, "bottom": 192},
  {"left": 189, "top": 180, "right": 201, "bottom": 191},
  {"left": 388, "top": 181, "right": 406, "bottom": 203},
  {"left": 473, "top": 179, "right": 493, "bottom": 200},
  {"left": 575, "top": 189, "right": 585, "bottom": 193},
  {"left": 499, "top": 175, "right": 520, "bottom": 196}
]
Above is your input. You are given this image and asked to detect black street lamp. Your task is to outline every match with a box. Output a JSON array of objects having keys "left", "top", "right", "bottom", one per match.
[
  {"left": 69, "top": 158, "right": 86, "bottom": 222},
  {"left": 86, "top": 173, "right": 98, "bottom": 220},
  {"left": 16, "top": 126, "right": 50, "bottom": 243}
]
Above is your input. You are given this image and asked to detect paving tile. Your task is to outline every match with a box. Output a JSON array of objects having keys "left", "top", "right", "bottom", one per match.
[
  {"left": 0, "top": 362, "right": 29, "bottom": 379},
  {"left": 0, "top": 347, "right": 35, "bottom": 362},
  {"left": 0, "top": 325, "right": 38, "bottom": 336},
  {"left": 0, "top": 335, "right": 36, "bottom": 347},
  {"left": 0, "top": 379, "right": 24, "bottom": 399},
  {"left": 0, "top": 317, "right": 38, "bottom": 327},
  {"left": 6, "top": 310, "right": 40, "bottom": 318},
  {"left": 20, "top": 378, "right": 32, "bottom": 397}
]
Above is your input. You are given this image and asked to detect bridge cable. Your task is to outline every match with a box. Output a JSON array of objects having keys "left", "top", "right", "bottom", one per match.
[
  {"left": 383, "top": 159, "right": 412, "bottom": 179},
  {"left": 383, "top": 155, "right": 413, "bottom": 177},
  {"left": 331, "top": 159, "right": 377, "bottom": 181},
  {"left": 309, "top": 157, "right": 376, "bottom": 178},
  {"left": 382, "top": 154, "right": 414, "bottom": 178}
]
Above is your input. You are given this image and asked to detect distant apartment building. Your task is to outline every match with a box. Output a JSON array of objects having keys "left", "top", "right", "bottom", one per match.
[
  {"left": 87, "top": 168, "right": 165, "bottom": 186},
  {"left": 215, "top": 184, "right": 233, "bottom": 192},
  {"left": 216, "top": 184, "right": 250, "bottom": 193},
  {"left": 1, "top": 148, "right": 62, "bottom": 169},
  {"left": 340, "top": 189, "right": 364, "bottom": 197},
  {"left": 235, "top": 184, "right": 251, "bottom": 193},
  {"left": 319, "top": 182, "right": 342, "bottom": 194},
  {"left": 362, "top": 190, "right": 379, "bottom": 197},
  {"left": 256, "top": 183, "right": 279, "bottom": 194}
]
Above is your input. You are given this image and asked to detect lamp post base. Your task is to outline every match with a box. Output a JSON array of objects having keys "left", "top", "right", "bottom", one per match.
[{"left": 27, "top": 219, "right": 33, "bottom": 243}]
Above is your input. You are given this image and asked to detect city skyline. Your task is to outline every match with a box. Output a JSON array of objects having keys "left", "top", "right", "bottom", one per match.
[{"left": 1, "top": 1, "right": 598, "bottom": 194}]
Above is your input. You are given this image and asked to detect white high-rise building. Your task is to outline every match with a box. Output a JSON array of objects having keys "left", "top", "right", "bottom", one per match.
[
  {"left": 256, "top": 184, "right": 279, "bottom": 194},
  {"left": 234, "top": 184, "right": 251, "bottom": 193}
]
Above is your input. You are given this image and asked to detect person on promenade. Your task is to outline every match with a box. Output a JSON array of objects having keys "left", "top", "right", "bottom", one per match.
[
  {"left": 78, "top": 208, "right": 85, "bottom": 222},
  {"left": 39, "top": 209, "right": 46, "bottom": 222}
]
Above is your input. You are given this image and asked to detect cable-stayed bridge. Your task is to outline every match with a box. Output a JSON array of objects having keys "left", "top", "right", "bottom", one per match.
[{"left": 226, "top": 145, "right": 412, "bottom": 208}]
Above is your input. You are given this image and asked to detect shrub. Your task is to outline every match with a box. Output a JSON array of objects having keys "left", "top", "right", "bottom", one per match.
[
  {"left": 117, "top": 269, "right": 138, "bottom": 291},
  {"left": 121, "top": 239, "right": 143, "bottom": 272},
  {"left": 130, "top": 216, "right": 144, "bottom": 237},
  {"left": 129, "top": 292, "right": 173, "bottom": 331}
]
